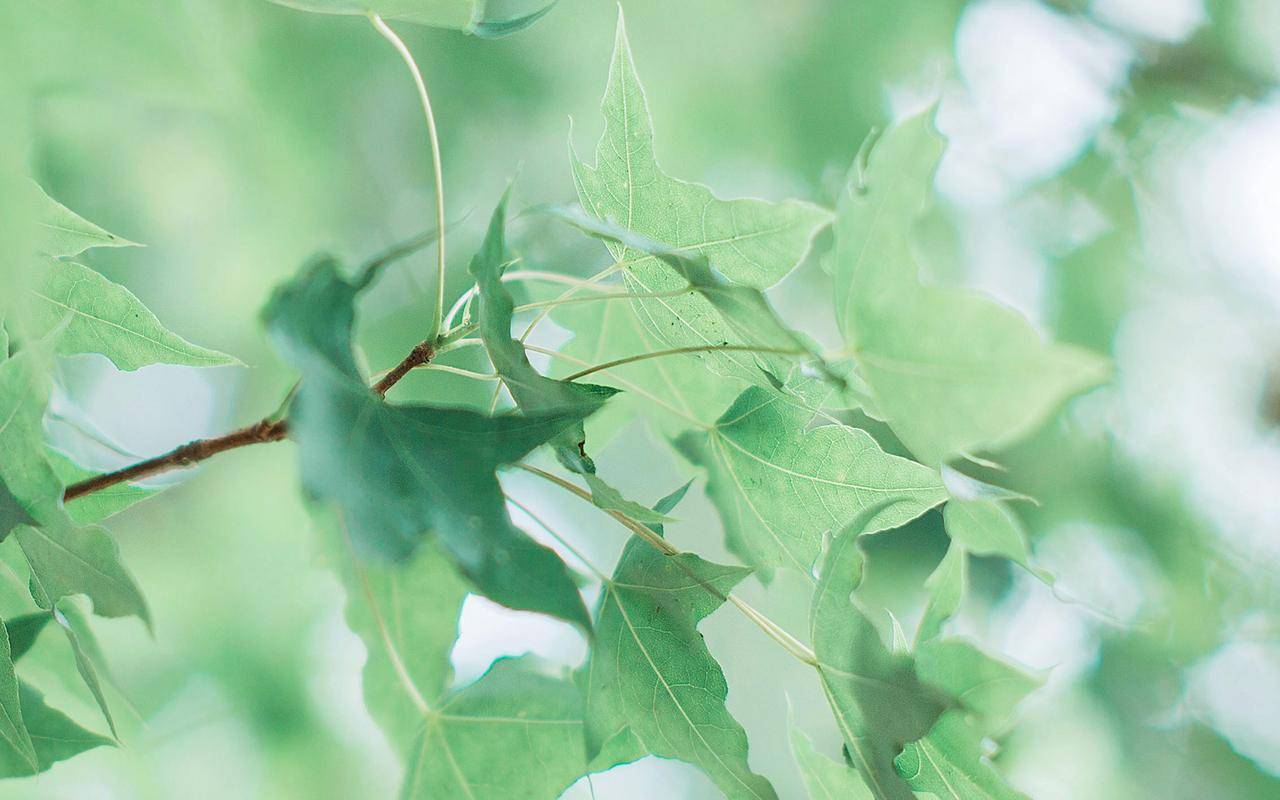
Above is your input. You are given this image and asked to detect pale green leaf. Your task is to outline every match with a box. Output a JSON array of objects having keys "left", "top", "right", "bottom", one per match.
[
  {"left": 263, "top": 256, "right": 592, "bottom": 626},
  {"left": 317, "top": 510, "right": 468, "bottom": 748},
  {"left": 0, "top": 352, "right": 149, "bottom": 626},
  {"left": 0, "top": 476, "right": 36, "bottom": 543},
  {"left": 581, "top": 535, "right": 776, "bottom": 800},
  {"left": 0, "top": 681, "right": 112, "bottom": 777},
  {"left": 895, "top": 712, "right": 1028, "bottom": 800},
  {"left": 30, "top": 181, "right": 137, "bottom": 259},
  {"left": 943, "top": 499, "right": 1051, "bottom": 582},
  {"left": 27, "top": 258, "right": 237, "bottom": 371},
  {"left": 790, "top": 724, "right": 874, "bottom": 800},
  {"left": 268, "top": 0, "right": 556, "bottom": 37},
  {"left": 915, "top": 542, "right": 967, "bottom": 646},
  {"left": 677, "top": 385, "right": 945, "bottom": 573},
  {"left": 3, "top": 614, "right": 49, "bottom": 663},
  {"left": 812, "top": 514, "right": 947, "bottom": 800},
  {"left": 469, "top": 187, "right": 618, "bottom": 474},
  {"left": 0, "top": 619, "right": 38, "bottom": 775},
  {"left": 400, "top": 656, "right": 587, "bottom": 799},
  {"left": 915, "top": 640, "right": 1042, "bottom": 733},
  {"left": 832, "top": 110, "right": 1109, "bottom": 465},
  {"left": 53, "top": 598, "right": 117, "bottom": 739},
  {"left": 564, "top": 11, "right": 833, "bottom": 398}
]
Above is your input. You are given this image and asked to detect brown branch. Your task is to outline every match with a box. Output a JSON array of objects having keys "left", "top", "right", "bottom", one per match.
[{"left": 62, "top": 340, "right": 435, "bottom": 503}]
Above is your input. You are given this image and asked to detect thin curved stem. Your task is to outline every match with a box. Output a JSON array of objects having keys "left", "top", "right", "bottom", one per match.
[
  {"left": 517, "top": 463, "right": 817, "bottom": 666},
  {"left": 419, "top": 364, "right": 499, "bottom": 381},
  {"left": 521, "top": 344, "right": 707, "bottom": 428},
  {"left": 518, "top": 263, "right": 624, "bottom": 343},
  {"left": 563, "top": 343, "right": 803, "bottom": 382},
  {"left": 369, "top": 13, "right": 448, "bottom": 342}
]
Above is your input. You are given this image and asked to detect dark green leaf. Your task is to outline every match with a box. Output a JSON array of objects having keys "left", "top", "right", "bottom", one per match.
[{"left": 263, "top": 256, "right": 592, "bottom": 627}]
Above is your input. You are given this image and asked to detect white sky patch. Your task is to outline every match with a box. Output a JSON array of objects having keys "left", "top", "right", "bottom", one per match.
[
  {"left": 1092, "top": 0, "right": 1205, "bottom": 42},
  {"left": 451, "top": 594, "right": 587, "bottom": 686},
  {"left": 1189, "top": 635, "right": 1280, "bottom": 775},
  {"left": 938, "top": 0, "right": 1132, "bottom": 206},
  {"left": 1174, "top": 99, "right": 1280, "bottom": 316}
]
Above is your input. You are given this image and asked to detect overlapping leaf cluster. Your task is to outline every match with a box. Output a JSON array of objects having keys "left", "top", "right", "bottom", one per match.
[{"left": 0, "top": 5, "right": 1109, "bottom": 797}]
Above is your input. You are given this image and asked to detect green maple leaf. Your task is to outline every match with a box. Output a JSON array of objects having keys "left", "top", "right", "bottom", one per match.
[
  {"left": 580, "top": 535, "right": 776, "bottom": 800},
  {"left": 0, "top": 619, "right": 38, "bottom": 776},
  {"left": 943, "top": 499, "right": 1051, "bottom": 583},
  {"left": 29, "top": 180, "right": 138, "bottom": 259},
  {"left": 915, "top": 639, "right": 1042, "bottom": 734},
  {"left": 895, "top": 712, "right": 1029, "bottom": 800},
  {"left": 27, "top": 258, "right": 238, "bottom": 371},
  {"left": 263, "top": 255, "right": 592, "bottom": 626},
  {"left": 469, "top": 187, "right": 618, "bottom": 474},
  {"left": 677, "top": 385, "right": 946, "bottom": 573},
  {"left": 53, "top": 598, "right": 119, "bottom": 739},
  {"left": 400, "top": 656, "right": 588, "bottom": 799},
  {"left": 0, "top": 352, "right": 149, "bottom": 626},
  {"left": 915, "top": 542, "right": 966, "bottom": 645},
  {"left": 790, "top": 724, "right": 874, "bottom": 800},
  {"left": 269, "top": 0, "right": 557, "bottom": 38},
  {"left": 0, "top": 681, "right": 112, "bottom": 777},
  {"left": 317, "top": 510, "right": 468, "bottom": 748},
  {"left": 561, "top": 10, "right": 833, "bottom": 408},
  {"left": 811, "top": 516, "right": 948, "bottom": 800},
  {"left": 831, "top": 109, "right": 1109, "bottom": 465}
]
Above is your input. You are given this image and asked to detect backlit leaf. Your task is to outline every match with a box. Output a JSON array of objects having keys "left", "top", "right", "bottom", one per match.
[
  {"left": 269, "top": 0, "right": 556, "bottom": 37},
  {"left": 400, "top": 656, "right": 587, "bottom": 799},
  {"left": 30, "top": 181, "right": 137, "bottom": 259},
  {"left": 581, "top": 534, "right": 776, "bottom": 800},
  {"left": 895, "top": 712, "right": 1028, "bottom": 800},
  {"left": 831, "top": 110, "right": 1109, "bottom": 465},
  {"left": 0, "top": 619, "right": 38, "bottom": 776},
  {"left": 790, "top": 724, "right": 874, "bottom": 800},
  {"left": 677, "top": 385, "right": 945, "bottom": 573},
  {"left": 27, "top": 258, "right": 237, "bottom": 371}
]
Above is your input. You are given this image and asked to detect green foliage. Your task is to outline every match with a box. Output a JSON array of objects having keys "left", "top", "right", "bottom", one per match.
[
  {"left": 263, "top": 255, "right": 592, "bottom": 626},
  {"left": 678, "top": 385, "right": 945, "bottom": 573},
  {"left": 831, "top": 111, "right": 1109, "bottom": 465},
  {"left": 8, "top": 3, "right": 1240, "bottom": 799},
  {"left": 581, "top": 534, "right": 773, "bottom": 799}
]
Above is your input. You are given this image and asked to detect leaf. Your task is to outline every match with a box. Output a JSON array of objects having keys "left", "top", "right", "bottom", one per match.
[
  {"left": 0, "top": 681, "right": 112, "bottom": 777},
  {"left": 562, "top": 11, "right": 833, "bottom": 399},
  {"left": 831, "top": 109, "right": 1109, "bottom": 465},
  {"left": 318, "top": 510, "right": 468, "bottom": 748},
  {"left": 915, "top": 640, "right": 1042, "bottom": 734},
  {"left": 915, "top": 542, "right": 966, "bottom": 646},
  {"left": 547, "top": 204, "right": 840, "bottom": 390},
  {"left": 52, "top": 599, "right": 117, "bottom": 739},
  {"left": 572, "top": 12, "right": 831, "bottom": 290},
  {"left": 469, "top": 187, "right": 618, "bottom": 474},
  {"left": 0, "top": 476, "right": 36, "bottom": 543},
  {"left": 677, "top": 386, "right": 946, "bottom": 573},
  {"left": 29, "top": 180, "right": 138, "bottom": 259},
  {"left": 0, "top": 352, "right": 150, "bottom": 626},
  {"left": 553, "top": 288, "right": 742, "bottom": 440},
  {"left": 581, "top": 473, "right": 672, "bottom": 526},
  {"left": 811, "top": 514, "right": 948, "bottom": 800},
  {"left": 400, "top": 656, "right": 587, "bottom": 800},
  {"left": 0, "top": 619, "right": 38, "bottom": 776},
  {"left": 790, "top": 724, "right": 874, "bottom": 800},
  {"left": 263, "top": 256, "right": 592, "bottom": 627},
  {"left": 3, "top": 613, "right": 49, "bottom": 663},
  {"left": 268, "top": 0, "right": 557, "bottom": 38},
  {"left": 47, "top": 448, "right": 164, "bottom": 525},
  {"left": 942, "top": 500, "right": 1051, "bottom": 583},
  {"left": 580, "top": 535, "right": 776, "bottom": 800},
  {"left": 27, "top": 258, "right": 238, "bottom": 371},
  {"left": 894, "top": 712, "right": 1029, "bottom": 800}
]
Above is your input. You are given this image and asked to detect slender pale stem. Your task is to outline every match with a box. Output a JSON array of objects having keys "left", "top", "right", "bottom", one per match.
[
  {"left": 521, "top": 344, "right": 707, "bottom": 428},
  {"left": 518, "top": 263, "right": 624, "bottom": 343},
  {"left": 517, "top": 463, "right": 818, "bottom": 666},
  {"left": 514, "top": 287, "right": 693, "bottom": 313},
  {"left": 563, "top": 343, "right": 803, "bottom": 382},
  {"left": 505, "top": 494, "right": 606, "bottom": 581},
  {"left": 419, "top": 364, "right": 499, "bottom": 381},
  {"left": 369, "top": 13, "right": 448, "bottom": 342}
]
